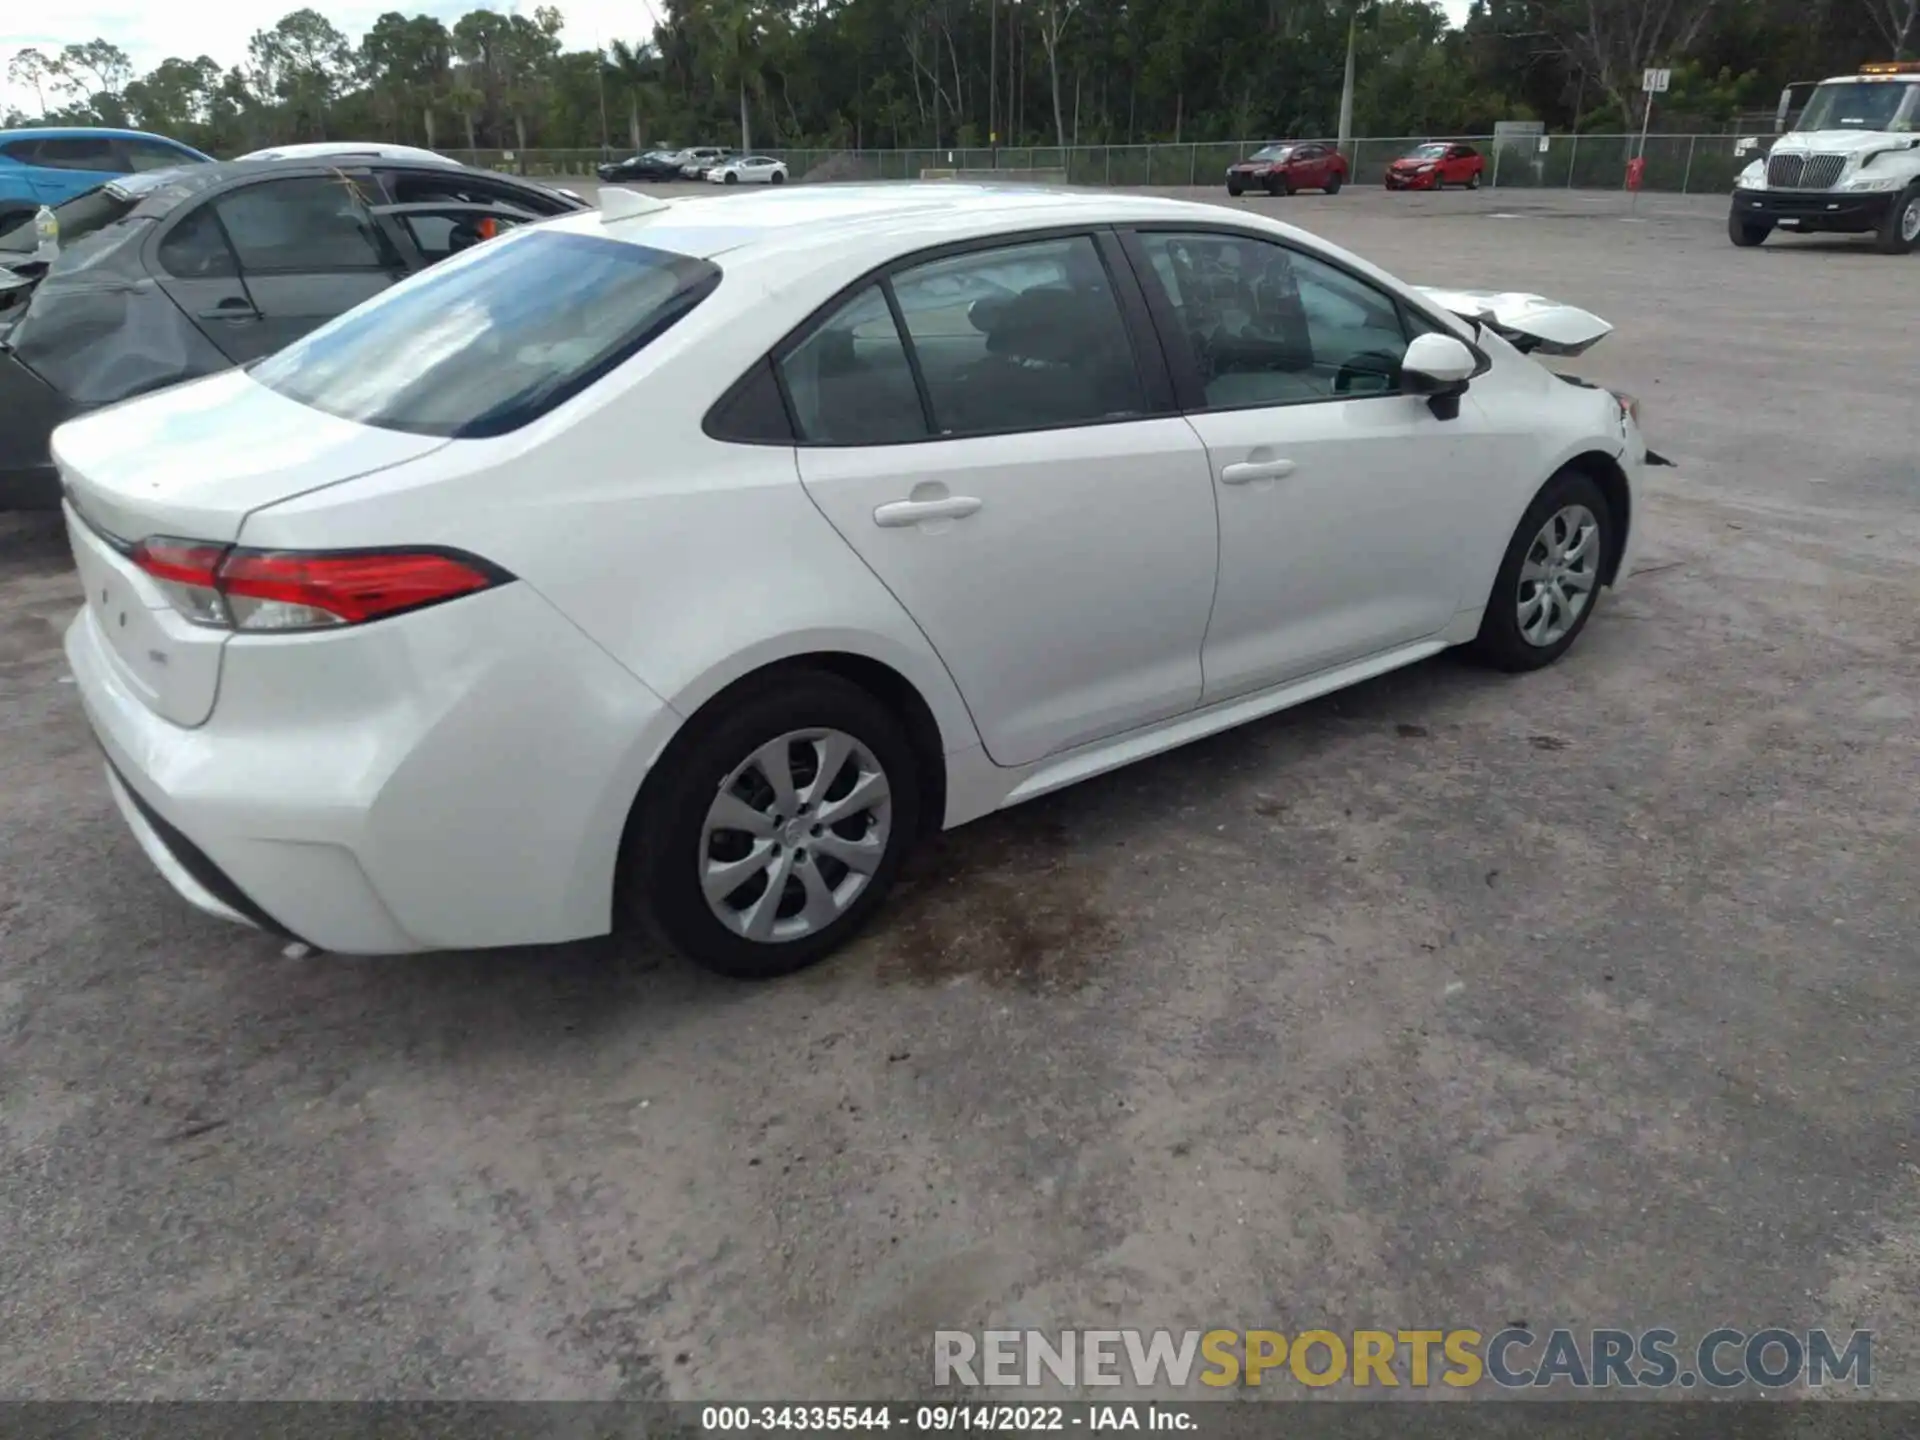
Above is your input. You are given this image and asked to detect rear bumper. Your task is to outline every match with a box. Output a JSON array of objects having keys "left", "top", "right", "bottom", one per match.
[
  {"left": 1731, "top": 187, "right": 1894, "bottom": 232},
  {"left": 65, "top": 576, "right": 684, "bottom": 956}
]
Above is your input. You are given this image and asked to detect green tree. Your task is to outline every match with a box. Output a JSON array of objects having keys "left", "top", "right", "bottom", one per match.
[
  {"left": 248, "top": 9, "right": 353, "bottom": 138},
  {"left": 123, "top": 57, "right": 225, "bottom": 137},
  {"left": 361, "top": 12, "right": 454, "bottom": 145},
  {"left": 607, "top": 39, "right": 663, "bottom": 150},
  {"left": 6, "top": 49, "right": 58, "bottom": 115},
  {"left": 693, "top": 0, "right": 785, "bottom": 149}
]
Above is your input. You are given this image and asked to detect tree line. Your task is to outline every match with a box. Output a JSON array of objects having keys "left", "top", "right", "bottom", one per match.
[{"left": 3, "top": 0, "right": 1912, "bottom": 161}]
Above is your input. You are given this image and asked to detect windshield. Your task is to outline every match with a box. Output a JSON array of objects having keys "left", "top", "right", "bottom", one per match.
[
  {"left": 1407, "top": 144, "right": 1450, "bottom": 159},
  {"left": 1251, "top": 145, "right": 1293, "bottom": 161},
  {"left": 1794, "top": 80, "right": 1920, "bottom": 132},
  {"left": 249, "top": 229, "right": 720, "bottom": 438}
]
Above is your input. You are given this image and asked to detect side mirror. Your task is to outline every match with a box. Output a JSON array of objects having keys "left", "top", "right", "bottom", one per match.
[{"left": 1402, "top": 332, "right": 1477, "bottom": 420}]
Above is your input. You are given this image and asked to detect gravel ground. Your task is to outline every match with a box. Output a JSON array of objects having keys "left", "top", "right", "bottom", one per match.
[{"left": 1, "top": 185, "right": 1916, "bottom": 1401}]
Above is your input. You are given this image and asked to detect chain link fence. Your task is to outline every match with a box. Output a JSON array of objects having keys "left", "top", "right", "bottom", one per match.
[{"left": 443, "top": 133, "right": 1754, "bottom": 195}]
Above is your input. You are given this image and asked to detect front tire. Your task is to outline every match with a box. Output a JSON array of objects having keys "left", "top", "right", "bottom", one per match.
[
  {"left": 1467, "top": 469, "right": 1614, "bottom": 673},
  {"left": 625, "top": 671, "right": 920, "bottom": 979},
  {"left": 771, "top": 170, "right": 786, "bottom": 184},
  {"left": 1227, "top": 181, "right": 1245, "bottom": 197},
  {"left": 1265, "top": 174, "right": 1285, "bottom": 197},
  {"left": 1728, "top": 210, "right": 1772, "bottom": 247},
  {"left": 1874, "top": 184, "right": 1920, "bottom": 255},
  {"left": 724, "top": 171, "right": 739, "bottom": 185}
]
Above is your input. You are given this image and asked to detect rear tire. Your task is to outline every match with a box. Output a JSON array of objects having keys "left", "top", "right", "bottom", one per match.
[
  {"left": 1467, "top": 469, "right": 1615, "bottom": 673},
  {"left": 771, "top": 170, "right": 786, "bottom": 184},
  {"left": 623, "top": 670, "right": 921, "bottom": 979},
  {"left": 1466, "top": 172, "right": 1480, "bottom": 190},
  {"left": 1325, "top": 173, "right": 1343, "bottom": 194},
  {"left": 1728, "top": 210, "right": 1772, "bottom": 247},
  {"left": 1873, "top": 185, "right": 1920, "bottom": 255}
]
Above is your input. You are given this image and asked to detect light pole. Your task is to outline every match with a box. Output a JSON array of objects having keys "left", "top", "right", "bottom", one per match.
[{"left": 1336, "top": 8, "right": 1357, "bottom": 155}]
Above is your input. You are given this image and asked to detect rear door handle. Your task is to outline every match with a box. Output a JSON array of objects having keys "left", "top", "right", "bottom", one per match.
[
  {"left": 873, "top": 495, "right": 983, "bottom": 527},
  {"left": 200, "top": 297, "right": 261, "bottom": 323},
  {"left": 1219, "top": 459, "right": 1296, "bottom": 484}
]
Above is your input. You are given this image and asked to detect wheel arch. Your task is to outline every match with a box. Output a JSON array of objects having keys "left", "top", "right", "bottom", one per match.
[
  {"left": 612, "top": 649, "right": 959, "bottom": 927},
  {"left": 1557, "top": 449, "right": 1632, "bottom": 585}
]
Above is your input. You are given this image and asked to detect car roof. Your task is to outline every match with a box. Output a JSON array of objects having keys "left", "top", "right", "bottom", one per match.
[
  {"left": 237, "top": 141, "right": 459, "bottom": 164},
  {"left": 569, "top": 183, "right": 1290, "bottom": 266},
  {"left": 0, "top": 125, "right": 200, "bottom": 145},
  {"left": 71, "top": 156, "right": 574, "bottom": 224}
]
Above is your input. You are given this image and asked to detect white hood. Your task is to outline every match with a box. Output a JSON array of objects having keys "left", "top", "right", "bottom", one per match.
[
  {"left": 1772, "top": 130, "right": 1920, "bottom": 157},
  {"left": 1413, "top": 287, "right": 1613, "bottom": 356}
]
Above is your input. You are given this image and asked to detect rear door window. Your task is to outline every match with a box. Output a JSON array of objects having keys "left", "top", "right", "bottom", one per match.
[
  {"left": 30, "top": 136, "right": 121, "bottom": 172},
  {"left": 889, "top": 235, "right": 1147, "bottom": 436},
  {"left": 778, "top": 285, "right": 927, "bottom": 445},
  {"left": 248, "top": 229, "right": 720, "bottom": 437},
  {"left": 156, "top": 203, "right": 239, "bottom": 278},
  {"left": 212, "top": 175, "right": 392, "bottom": 272}
]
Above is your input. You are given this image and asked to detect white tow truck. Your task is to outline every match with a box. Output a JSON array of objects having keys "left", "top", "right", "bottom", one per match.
[{"left": 1729, "top": 60, "right": 1920, "bottom": 253}]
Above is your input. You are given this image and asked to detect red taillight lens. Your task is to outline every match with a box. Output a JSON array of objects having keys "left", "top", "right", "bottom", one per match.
[
  {"left": 131, "top": 538, "right": 229, "bottom": 626},
  {"left": 131, "top": 541, "right": 508, "bottom": 632}
]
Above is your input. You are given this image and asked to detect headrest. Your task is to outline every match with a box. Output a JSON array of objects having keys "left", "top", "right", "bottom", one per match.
[{"left": 968, "top": 287, "right": 1099, "bottom": 365}]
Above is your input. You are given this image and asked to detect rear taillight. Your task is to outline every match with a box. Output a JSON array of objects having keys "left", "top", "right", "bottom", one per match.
[{"left": 130, "top": 540, "right": 510, "bottom": 632}]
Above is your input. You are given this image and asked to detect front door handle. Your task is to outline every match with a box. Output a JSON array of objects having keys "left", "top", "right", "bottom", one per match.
[
  {"left": 1219, "top": 459, "right": 1296, "bottom": 485},
  {"left": 873, "top": 495, "right": 983, "bottom": 527}
]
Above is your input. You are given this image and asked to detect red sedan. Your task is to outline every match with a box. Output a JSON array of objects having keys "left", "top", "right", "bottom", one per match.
[
  {"left": 1225, "top": 142, "right": 1349, "bottom": 197},
  {"left": 1384, "top": 142, "right": 1485, "bottom": 190}
]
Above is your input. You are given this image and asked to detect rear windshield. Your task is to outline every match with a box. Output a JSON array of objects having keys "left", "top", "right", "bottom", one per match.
[
  {"left": 0, "top": 178, "right": 148, "bottom": 252},
  {"left": 248, "top": 228, "right": 720, "bottom": 438}
]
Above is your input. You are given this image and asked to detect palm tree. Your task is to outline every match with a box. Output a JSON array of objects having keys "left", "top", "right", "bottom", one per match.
[
  {"left": 607, "top": 39, "right": 658, "bottom": 152},
  {"left": 695, "top": 0, "right": 781, "bottom": 152},
  {"left": 448, "top": 72, "right": 481, "bottom": 150}
]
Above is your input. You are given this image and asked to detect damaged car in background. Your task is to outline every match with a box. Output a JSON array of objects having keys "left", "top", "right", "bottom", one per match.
[{"left": 0, "top": 157, "right": 586, "bottom": 510}]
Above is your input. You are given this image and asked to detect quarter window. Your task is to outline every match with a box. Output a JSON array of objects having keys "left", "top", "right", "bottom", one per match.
[{"left": 1135, "top": 231, "right": 1412, "bottom": 409}]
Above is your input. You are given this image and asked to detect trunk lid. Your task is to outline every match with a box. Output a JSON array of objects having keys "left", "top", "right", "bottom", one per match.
[
  {"left": 53, "top": 367, "right": 449, "bottom": 544},
  {"left": 1414, "top": 286, "right": 1613, "bottom": 356}
]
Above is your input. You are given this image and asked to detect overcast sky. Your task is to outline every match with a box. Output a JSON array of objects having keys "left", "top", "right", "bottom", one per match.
[
  {"left": 4, "top": 0, "right": 1469, "bottom": 118},
  {"left": 1, "top": 0, "right": 659, "bottom": 112}
]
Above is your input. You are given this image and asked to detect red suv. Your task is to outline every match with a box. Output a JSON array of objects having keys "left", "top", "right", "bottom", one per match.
[
  {"left": 1226, "top": 142, "right": 1349, "bottom": 197},
  {"left": 1385, "top": 142, "right": 1485, "bottom": 190}
]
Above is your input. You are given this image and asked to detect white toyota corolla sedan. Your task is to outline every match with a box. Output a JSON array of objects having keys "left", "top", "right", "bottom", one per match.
[{"left": 57, "top": 184, "right": 1648, "bottom": 977}]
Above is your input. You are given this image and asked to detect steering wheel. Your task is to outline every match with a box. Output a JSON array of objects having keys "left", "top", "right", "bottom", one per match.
[{"left": 1332, "top": 350, "right": 1402, "bottom": 395}]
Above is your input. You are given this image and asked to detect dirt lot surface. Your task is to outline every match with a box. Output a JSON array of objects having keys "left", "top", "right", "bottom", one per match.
[{"left": 2, "top": 185, "right": 1916, "bottom": 1400}]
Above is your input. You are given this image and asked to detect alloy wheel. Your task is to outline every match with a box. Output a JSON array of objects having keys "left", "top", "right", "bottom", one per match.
[
  {"left": 1516, "top": 503, "right": 1600, "bottom": 647},
  {"left": 1902, "top": 195, "right": 1920, "bottom": 244},
  {"left": 699, "top": 728, "right": 892, "bottom": 943}
]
